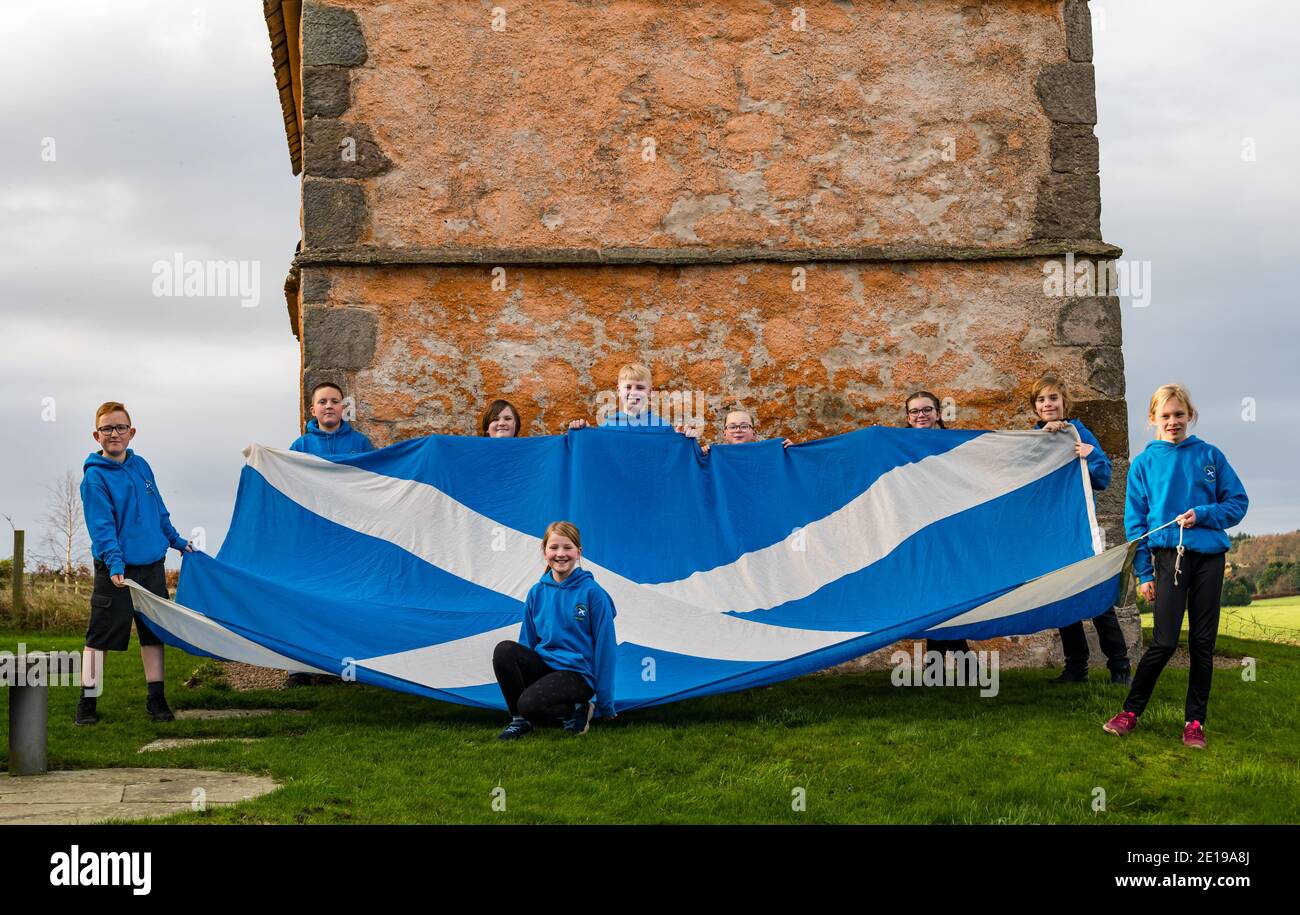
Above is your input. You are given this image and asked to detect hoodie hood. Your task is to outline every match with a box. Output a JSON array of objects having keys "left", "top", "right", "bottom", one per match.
[
  {"left": 537, "top": 566, "right": 593, "bottom": 589},
  {"left": 1144, "top": 433, "right": 1203, "bottom": 452},
  {"left": 290, "top": 419, "right": 374, "bottom": 457},
  {"left": 305, "top": 418, "right": 354, "bottom": 437},
  {"left": 84, "top": 448, "right": 133, "bottom": 472}
]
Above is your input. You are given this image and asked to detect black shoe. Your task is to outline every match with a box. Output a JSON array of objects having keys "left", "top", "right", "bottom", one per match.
[
  {"left": 1110, "top": 669, "right": 1133, "bottom": 686},
  {"left": 286, "top": 672, "right": 314, "bottom": 688},
  {"left": 146, "top": 694, "right": 175, "bottom": 722},
  {"left": 75, "top": 696, "right": 99, "bottom": 726},
  {"left": 497, "top": 716, "right": 534, "bottom": 741},
  {"left": 1049, "top": 668, "right": 1089, "bottom": 684},
  {"left": 561, "top": 701, "right": 595, "bottom": 736}
]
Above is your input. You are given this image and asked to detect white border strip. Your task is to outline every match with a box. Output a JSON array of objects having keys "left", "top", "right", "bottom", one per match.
[{"left": 128, "top": 581, "right": 330, "bottom": 675}]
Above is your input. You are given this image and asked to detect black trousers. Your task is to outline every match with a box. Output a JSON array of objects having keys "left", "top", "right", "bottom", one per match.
[
  {"left": 926, "top": 639, "right": 969, "bottom": 655},
  {"left": 1058, "top": 607, "right": 1130, "bottom": 675},
  {"left": 1123, "top": 549, "right": 1225, "bottom": 724},
  {"left": 493, "top": 641, "right": 593, "bottom": 722}
]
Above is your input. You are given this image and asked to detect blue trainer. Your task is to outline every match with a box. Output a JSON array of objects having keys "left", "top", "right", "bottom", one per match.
[{"left": 497, "top": 716, "right": 534, "bottom": 740}]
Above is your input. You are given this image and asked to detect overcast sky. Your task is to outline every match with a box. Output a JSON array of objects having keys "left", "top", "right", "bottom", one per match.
[{"left": 1, "top": 1, "right": 1296, "bottom": 568}]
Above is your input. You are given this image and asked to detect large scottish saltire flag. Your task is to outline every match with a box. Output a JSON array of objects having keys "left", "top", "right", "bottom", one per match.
[{"left": 127, "top": 426, "right": 1135, "bottom": 714}]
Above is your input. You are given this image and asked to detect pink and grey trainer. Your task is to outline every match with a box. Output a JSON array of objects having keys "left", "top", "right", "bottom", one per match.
[
  {"left": 1183, "top": 720, "right": 1207, "bottom": 749},
  {"left": 1103, "top": 710, "right": 1137, "bottom": 736}
]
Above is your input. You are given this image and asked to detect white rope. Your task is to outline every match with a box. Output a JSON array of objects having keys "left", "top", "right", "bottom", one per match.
[
  {"left": 1175, "top": 522, "right": 1186, "bottom": 586},
  {"left": 1133, "top": 513, "right": 1189, "bottom": 586}
]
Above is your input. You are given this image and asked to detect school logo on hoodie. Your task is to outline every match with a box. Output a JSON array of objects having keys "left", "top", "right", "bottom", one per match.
[
  {"left": 1204, "top": 464, "right": 1217, "bottom": 482},
  {"left": 575, "top": 604, "right": 587, "bottom": 622}
]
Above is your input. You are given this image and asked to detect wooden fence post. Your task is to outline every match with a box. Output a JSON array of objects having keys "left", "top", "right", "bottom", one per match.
[{"left": 12, "top": 529, "right": 24, "bottom": 621}]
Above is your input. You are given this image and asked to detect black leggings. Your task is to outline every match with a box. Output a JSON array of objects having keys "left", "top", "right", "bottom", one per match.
[
  {"left": 1123, "top": 548, "right": 1225, "bottom": 724},
  {"left": 493, "top": 641, "right": 594, "bottom": 722}
]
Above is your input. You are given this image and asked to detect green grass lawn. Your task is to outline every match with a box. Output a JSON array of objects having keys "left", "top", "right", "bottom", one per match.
[{"left": 3, "top": 628, "right": 1297, "bottom": 824}]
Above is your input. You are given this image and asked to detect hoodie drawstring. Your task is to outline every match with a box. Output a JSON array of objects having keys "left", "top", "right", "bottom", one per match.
[{"left": 1174, "top": 522, "right": 1185, "bottom": 586}]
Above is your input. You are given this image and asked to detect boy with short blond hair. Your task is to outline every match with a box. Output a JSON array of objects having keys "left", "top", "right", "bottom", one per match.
[
  {"left": 77, "top": 401, "right": 193, "bottom": 725},
  {"left": 568, "top": 362, "right": 698, "bottom": 436}
]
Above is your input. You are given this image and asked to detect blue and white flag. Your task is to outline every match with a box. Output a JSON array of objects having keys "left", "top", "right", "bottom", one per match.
[{"left": 128, "top": 426, "right": 1132, "bottom": 713}]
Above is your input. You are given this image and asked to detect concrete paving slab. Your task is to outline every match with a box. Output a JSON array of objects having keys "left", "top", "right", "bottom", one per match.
[
  {"left": 0, "top": 768, "right": 279, "bottom": 825},
  {"left": 138, "top": 738, "right": 264, "bottom": 753},
  {"left": 173, "top": 708, "right": 309, "bottom": 720}
]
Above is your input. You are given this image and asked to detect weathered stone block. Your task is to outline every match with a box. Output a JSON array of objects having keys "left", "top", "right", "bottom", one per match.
[
  {"left": 302, "top": 3, "right": 367, "bottom": 68},
  {"left": 1064, "top": 0, "right": 1093, "bottom": 62},
  {"left": 1050, "top": 123, "right": 1099, "bottom": 174},
  {"left": 303, "top": 178, "right": 366, "bottom": 248},
  {"left": 304, "top": 120, "right": 392, "bottom": 179},
  {"left": 1084, "top": 346, "right": 1126, "bottom": 399},
  {"left": 302, "top": 305, "right": 377, "bottom": 370},
  {"left": 302, "top": 66, "right": 351, "bottom": 119},
  {"left": 1034, "top": 171, "right": 1101, "bottom": 240},
  {"left": 1036, "top": 63, "right": 1098, "bottom": 125},
  {"left": 300, "top": 268, "right": 332, "bottom": 304},
  {"left": 1074, "top": 398, "right": 1129, "bottom": 458},
  {"left": 1057, "top": 295, "right": 1121, "bottom": 346}
]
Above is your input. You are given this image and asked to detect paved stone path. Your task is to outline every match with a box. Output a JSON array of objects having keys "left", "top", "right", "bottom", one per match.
[
  {"left": 0, "top": 768, "right": 280, "bottom": 825},
  {"left": 174, "top": 708, "right": 309, "bottom": 720},
  {"left": 138, "top": 738, "right": 265, "bottom": 753}
]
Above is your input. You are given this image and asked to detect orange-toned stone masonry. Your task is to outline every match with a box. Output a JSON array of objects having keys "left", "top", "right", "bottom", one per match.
[
  {"left": 297, "top": 0, "right": 1107, "bottom": 249},
  {"left": 276, "top": 0, "right": 1134, "bottom": 667},
  {"left": 343, "top": 0, "right": 1061, "bottom": 251}
]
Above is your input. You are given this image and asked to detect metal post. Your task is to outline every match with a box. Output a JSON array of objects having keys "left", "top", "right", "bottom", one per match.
[{"left": 8, "top": 656, "right": 49, "bottom": 776}]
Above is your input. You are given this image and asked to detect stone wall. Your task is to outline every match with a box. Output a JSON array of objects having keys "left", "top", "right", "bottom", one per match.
[{"left": 283, "top": 0, "right": 1137, "bottom": 669}]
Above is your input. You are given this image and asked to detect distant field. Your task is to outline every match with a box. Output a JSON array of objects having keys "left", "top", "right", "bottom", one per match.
[
  {"left": 1214, "top": 596, "right": 1300, "bottom": 644},
  {"left": 1149, "top": 595, "right": 1300, "bottom": 645}
]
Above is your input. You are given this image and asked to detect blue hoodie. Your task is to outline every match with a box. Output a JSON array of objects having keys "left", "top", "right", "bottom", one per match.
[
  {"left": 520, "top": 567, "right": 618, "bottom": 718},
  {"left": 1036, "top": 418, "right": 1111, "bottom": 491},
  {"left": 82, "top": 450, "right": 189, "bottom": 577},
  {"left": 289, "top": 419, "right": 374, "bottom": 456},
  {"left": 597, "top": 411, "right": 677, "bottom": 433},
  {"left": 1126, "top": 435, "right": 1248, "bottom": 583}
]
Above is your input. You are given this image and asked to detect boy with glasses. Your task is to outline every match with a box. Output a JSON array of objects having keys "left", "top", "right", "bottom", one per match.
[
  {"left": 700, "top": 408, "right": 793, "bottom": 454},
  {"left": 76, "top": 402, "right": 193, "bottom": 725}
]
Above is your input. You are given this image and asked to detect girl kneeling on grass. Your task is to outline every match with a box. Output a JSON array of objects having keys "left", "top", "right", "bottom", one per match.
[
  {"left": 493, "top": 521, "right": 618, "bottom": 740},
  {"left": 1103, "top": 384, "right": 1248, "bottom": 749}
]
